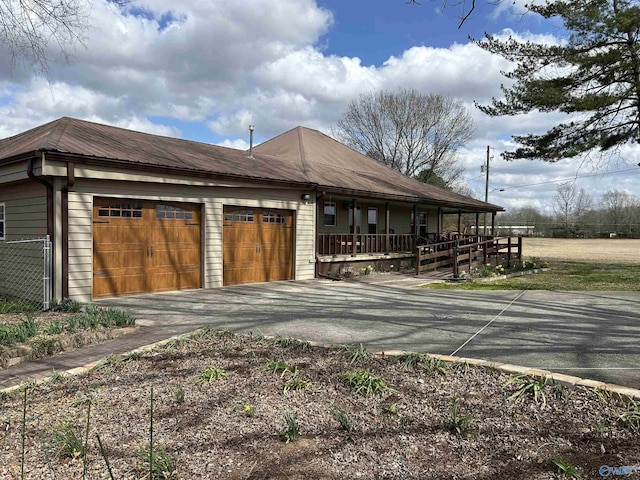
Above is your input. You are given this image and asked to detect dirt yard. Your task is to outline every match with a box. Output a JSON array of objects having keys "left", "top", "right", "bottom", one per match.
[{"left": 522, "top": 238, "right": 640, "bottom": 264}]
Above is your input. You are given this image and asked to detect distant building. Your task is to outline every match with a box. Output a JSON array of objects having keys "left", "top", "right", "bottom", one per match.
[{"left": 473, "top": 225, "right": 535, "bottom": 236}]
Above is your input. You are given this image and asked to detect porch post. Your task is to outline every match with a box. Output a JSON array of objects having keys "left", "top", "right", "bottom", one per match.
[
  {"left": 351, "top": 199, "right": 357, "bottom": 257},
  {"left": 491, "top": 211, "right": 496, "bottom": 235},
  {"left": 412, "top": 204, "right": 417, "bottom": 250},
  {"left": 475, "top": 212, "right": 480, "bottom": 240},
  {"left": 385, "top": 202, "right": 390, "bottom": 254},
  {"left": 437, "top": 207, "right": 441, "bottom": 236},
  {"left": 457, "top": 211, "right": 462, "bottom": 236}
]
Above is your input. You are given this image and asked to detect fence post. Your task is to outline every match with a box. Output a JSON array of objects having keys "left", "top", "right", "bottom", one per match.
[
  {"left": 482, "top": 237, "right": 487, "bottom": 265},
  {"left": 518, "top": 236, "right": 523, "bottom": 261},
  {"left": 452, "top": 237, "right": 459, "bottom": 278},
  {"left": 43, "top": 235, "right": 52, "bottom": 310}
]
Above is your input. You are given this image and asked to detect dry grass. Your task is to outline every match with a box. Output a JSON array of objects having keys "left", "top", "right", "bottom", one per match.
[{"left": 522, "top": 238, "right": 640, "bottom": 264}]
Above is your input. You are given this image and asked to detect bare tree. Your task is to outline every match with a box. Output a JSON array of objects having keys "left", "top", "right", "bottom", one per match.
[
  {"left": 553, "top": 183, "right": 593, "bottom": 228},
  {"left": 601, "top": 190, "right": 633, "bottom": 233},
  {"left": 333, "top": 89, "right": 475, "bottom": 189},
  {"left": 0, "top": 0, "right": 128, "bottom": 72}
]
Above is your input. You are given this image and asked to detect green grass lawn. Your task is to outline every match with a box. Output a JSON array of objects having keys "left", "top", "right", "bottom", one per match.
[{"left": 423, "top": 261, "right": 640, "bottom": 291}]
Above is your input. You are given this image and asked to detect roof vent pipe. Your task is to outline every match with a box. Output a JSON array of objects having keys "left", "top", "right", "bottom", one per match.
[{"left": 249, "top": 124, "right": 254, "bottom": 158}]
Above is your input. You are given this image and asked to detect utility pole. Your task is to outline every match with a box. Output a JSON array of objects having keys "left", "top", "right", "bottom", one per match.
[{"left": 481, "top": 145, "right": 490, "bottom": 236}]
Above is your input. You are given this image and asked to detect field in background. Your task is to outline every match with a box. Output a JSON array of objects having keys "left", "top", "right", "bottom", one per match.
[{"left": 522, "top": 238, "right": 640, "bottom": 264}]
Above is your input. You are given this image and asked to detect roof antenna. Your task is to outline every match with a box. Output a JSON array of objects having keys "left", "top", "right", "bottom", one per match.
[{"left": 249, "top": 124, "right": 254, "bottom": 158}]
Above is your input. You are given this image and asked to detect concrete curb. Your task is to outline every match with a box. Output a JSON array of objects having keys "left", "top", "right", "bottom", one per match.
[
  {"left": 2, "top": 328, "right": 639, "bottom": 403},
  {"left": 375, "top": 349, "right": 640, "bottom": 401}
]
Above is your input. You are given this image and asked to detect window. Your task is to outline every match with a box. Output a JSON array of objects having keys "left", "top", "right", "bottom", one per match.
[
  {"left": 419, "top": 212, "right": 428, "bottom": 238},
  {"left": 156, "top": 204, "right": 194, "bottom": 220},
  {"left": 0, "top": 203, "right": 5, "bottom": 240},
  {"left": 411, "top": 211, "right": 428, "bottom": 237},
  {"left": 263, "top": 211, "right": 287, "bottom": 224},
  {"left": 224, "top": 209, "right": 254, "bottom": 222},
  {"left": 323, "top": 202, "right": 336, "bottom": 227},
  {"left": 97, "top": 202, "right": 143, "bottom": 218},
  {"left": 348, "top": 206, "right": 361, "bottom": 234},
  {"left": 367, "top": 208, "right": 377, "bottom": 234}
]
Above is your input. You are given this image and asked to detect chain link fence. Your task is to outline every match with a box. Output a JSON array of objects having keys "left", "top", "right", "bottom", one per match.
[{"left": 0, "top": 236, "right": 52, "bottom": 310}]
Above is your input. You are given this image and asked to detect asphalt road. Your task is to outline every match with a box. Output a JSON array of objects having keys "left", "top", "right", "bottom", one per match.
[{"left": 98, "top": 277, "right": 640, "bottom": 389}]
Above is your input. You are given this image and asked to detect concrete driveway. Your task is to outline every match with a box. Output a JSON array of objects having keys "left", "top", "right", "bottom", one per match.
[{"left": 100, "top": 277, "right": 640, "bottom": 389}]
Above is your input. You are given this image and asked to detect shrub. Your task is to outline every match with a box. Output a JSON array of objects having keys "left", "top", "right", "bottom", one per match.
[
  {"left": 443, "top": 393, "right": 473, "bottom": 435},
  {"left": 195, "top": 367, "right": 228, "bottom": 385},
  {"left": 330, "top": 405, "right": 352, "bottom": 432},
  {"left": 341, "top": 343, "right": 372, "bottom": 365},
  {"left": 263, "top": 359, "right": 299, "bottom": 378},
  {"left": 48, "top": 421, "right": 85, "bottom": 459},
  {"left": 339, "top": 370, "right": 394, "bottom": 397},
  {"left": 0, "top": 315, "right": 39, "bottom": 346},
  {"left": 100, "top": 307, "right": 136, "bottom": 327},
  {"left": 59, "top": 299, "right": 82, "bottom": 313},
  {"left": 282, "top": 378, "right": 313, "bottom": 394},
  {"left": 280, "top": 411, "right": 300, "bottom": 443},
  {"left": 139, "top": 443, "right": 176, "bottom": 479}
]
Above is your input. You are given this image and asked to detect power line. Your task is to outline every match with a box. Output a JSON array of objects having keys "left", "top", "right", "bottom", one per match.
[{"left": 496, "top": 165, "right": 640, "bottom": 191}]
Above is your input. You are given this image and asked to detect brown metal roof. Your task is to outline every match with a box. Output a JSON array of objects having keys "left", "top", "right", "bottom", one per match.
[
  {"left": 0, "top": 117, "right": 502, "bottom": 211},
  {"left": 254, "top": 126, "right": 503, "bottom": 211}
]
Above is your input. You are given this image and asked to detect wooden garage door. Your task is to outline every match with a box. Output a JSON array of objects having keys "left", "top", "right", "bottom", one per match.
[
  {"left": 223, "top": 207, "right": 293, "bottom": 285},
  {"left": 92, "top": 198, "right": 201, "bottom": 298}
]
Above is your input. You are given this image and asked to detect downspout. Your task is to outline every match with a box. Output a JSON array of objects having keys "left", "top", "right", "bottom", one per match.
[
  {"left": 27, "top": 153, "right": 54, "bottom": 238},
  {"left": 27, "top": 153, "right": 55, "bottom": 302},
  {"left": 61, "top": 162, "right": 75, "bottom": 298}
]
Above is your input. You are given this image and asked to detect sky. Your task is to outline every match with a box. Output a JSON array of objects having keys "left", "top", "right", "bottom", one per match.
[{"left": 1, "top": 0, "right": 639, "bottom": 214}]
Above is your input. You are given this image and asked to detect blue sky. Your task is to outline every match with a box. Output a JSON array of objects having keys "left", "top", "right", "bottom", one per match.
[{"left": 0, "top": 0, "right": 638, "bottom": 214}]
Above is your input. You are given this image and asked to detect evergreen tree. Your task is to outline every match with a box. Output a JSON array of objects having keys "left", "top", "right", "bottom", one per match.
[{"left": 475, "top": 0, "right": 640, "bottom": 162}]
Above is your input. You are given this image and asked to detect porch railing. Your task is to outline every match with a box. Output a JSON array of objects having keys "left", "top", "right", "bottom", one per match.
[
  {"left": 416, "top": 235, "right": 523, "bottom": 276},
  {"left": 317, "top": 233, "right": 415, "bottom": 256}
]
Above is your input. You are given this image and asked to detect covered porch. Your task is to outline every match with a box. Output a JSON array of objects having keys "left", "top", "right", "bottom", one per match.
[{"left": 315, "top": 194, "right": 507, "bottom": 277}]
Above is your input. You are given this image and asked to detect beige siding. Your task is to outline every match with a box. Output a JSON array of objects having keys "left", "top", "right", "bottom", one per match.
[
  {"left": 0, "top": 160, "right": 34, "bottom": 184},
  {"left": 0, "top": 181, "right": 47, "bottom": 240},
  {"left": 67, "top": 179, "right": 316, "bottom": 301},
  {"left": 389, "top": 205, "right": 412, "bottom": 234}
]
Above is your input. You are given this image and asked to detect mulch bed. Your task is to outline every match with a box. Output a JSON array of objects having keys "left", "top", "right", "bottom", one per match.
[{"left": 0, "top": 330, "right": 638, "bottom": 479}]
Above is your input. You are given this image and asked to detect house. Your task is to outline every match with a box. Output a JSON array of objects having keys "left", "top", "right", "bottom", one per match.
[{"left": 0, "top": 117, "right": 502, "bottom": 303}]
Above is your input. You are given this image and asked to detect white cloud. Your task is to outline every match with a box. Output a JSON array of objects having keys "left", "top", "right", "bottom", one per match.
[{"left": 0, "top": 0, "right": 637, "bottom": 214}]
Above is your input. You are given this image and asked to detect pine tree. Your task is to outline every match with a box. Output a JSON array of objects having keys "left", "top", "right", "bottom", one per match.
[{"left": 475, "top": 0, "right": 640, "bottom": 162}]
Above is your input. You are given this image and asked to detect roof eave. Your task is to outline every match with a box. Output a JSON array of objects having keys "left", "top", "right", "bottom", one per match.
[
  {"left": 44, "top": 151, "right": 319, "bottom": 190},
  {"left": 318, "top": 186, "right": 503, "bottom": 212}
]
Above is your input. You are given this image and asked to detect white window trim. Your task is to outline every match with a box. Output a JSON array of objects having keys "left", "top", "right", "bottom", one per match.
[
  {"left": 0, "top": 202, "right": 5, "bottom": 240},
  {"left": 323, "top": 201, "right": 337, "bottom": 227}
]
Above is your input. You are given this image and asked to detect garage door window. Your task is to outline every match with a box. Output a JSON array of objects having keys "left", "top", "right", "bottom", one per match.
[
  {"left": 263, "top": 211, "right": 287, "bottom": 224},
  {"left": 98, "top": 202, "right": 143, "bottom": 218},
  {"left": 156, "top": 204, "right": 193, "bottom": 220},
  {"left": 224, "top": 209, "right": 254, "bottom": 222}
]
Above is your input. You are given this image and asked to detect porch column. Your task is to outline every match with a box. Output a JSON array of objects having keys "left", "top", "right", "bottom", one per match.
[
  {"left": 475, "top": 212, "right": 480, "bottom": 240},
  {"left": 437, "top": 207, "right": 441, "bottom": 236},
  {"left": 491, "top": 212, "right": 496, "bottom": 235},
  {"left": 385, "top": 202, "right": 390, "bottom": 254},
  {"left": 412, "top": 204, "right": 417, "bottom": 250},
  {"left": 457, "top": 210, "right": 462, "bottom": 236},
  {"left": 351, "top": 199, "right": 357, "bottom": 257}
]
